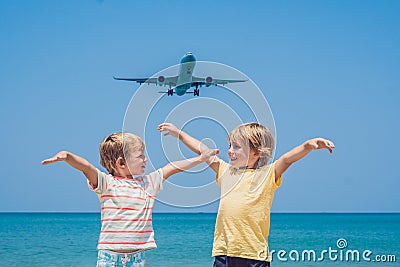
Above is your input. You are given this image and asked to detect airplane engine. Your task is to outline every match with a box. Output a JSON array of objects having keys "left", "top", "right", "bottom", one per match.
[
  {"left": 205, "top": 76, "right": 213, "bottom": 87},
  {"left": 157, "top": 76, "right": 165, "bottom": 86}
]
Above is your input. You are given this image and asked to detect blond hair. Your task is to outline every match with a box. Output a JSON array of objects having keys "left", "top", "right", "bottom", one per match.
[
  {"left": 228, "top": 122, "right": 275, "bottom": 168},
  {"left": 99, "top": 132, "right": 144, "bottom": 175}
]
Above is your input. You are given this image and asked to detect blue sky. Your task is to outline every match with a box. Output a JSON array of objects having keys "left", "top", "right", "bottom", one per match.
[{"left": 0, "top": 0, "right": 399, "bottom": 212}]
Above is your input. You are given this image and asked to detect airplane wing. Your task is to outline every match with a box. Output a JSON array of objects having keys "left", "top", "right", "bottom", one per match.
[
  {"left": 113, "top": 76, "right": 178, "bottom": 87},
  {"left": 192, "top": 76, "right": 247, "bottom": 86},
  {"left": 113, "top": 77, "right": 156, "bottom": 84}
]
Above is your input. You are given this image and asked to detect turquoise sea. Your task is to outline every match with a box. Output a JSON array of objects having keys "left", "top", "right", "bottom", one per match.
[{"left": 0, "top": 213, "right": 399, "bottom": 266}]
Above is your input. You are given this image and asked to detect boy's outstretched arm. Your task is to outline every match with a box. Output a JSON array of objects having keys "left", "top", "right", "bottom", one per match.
[
  {"left": 158, "top": 122, "right": 220, "bottom": 172},
  {"left": 162, "top": 148, "right": 219, "bottom": 179},
  {"left": 41, "top": 151, "right": 98, "bottom": 187},
  {"left": 275, "top": 138, "right": 335, "bottom": 179}
]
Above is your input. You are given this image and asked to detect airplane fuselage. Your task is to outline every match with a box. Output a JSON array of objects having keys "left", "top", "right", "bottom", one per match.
[{"left": 175, "top": 53, "right": 196, "bottom": 96}]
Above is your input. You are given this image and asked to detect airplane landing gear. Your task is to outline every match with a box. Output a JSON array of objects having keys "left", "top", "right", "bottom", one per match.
[
  {"left": 167, "top": 89, "right": 173, "bottom": 96},
  {"left": 194, "top": 88, "right": 199, "bottom": 96}
]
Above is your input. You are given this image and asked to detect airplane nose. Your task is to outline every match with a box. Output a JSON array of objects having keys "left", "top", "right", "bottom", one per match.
[{"left": 180, "top": 53, "right": 196, "bottom": 63}]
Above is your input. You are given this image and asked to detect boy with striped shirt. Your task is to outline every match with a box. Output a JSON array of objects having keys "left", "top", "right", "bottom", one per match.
[{"left": 42, "top": 132, "right": 218, "bottom": 267}]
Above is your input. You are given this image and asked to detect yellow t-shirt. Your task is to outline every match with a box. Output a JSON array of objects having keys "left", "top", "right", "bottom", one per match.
[{"left": 212, "top": 160, "right": 282, "bottom": 261}]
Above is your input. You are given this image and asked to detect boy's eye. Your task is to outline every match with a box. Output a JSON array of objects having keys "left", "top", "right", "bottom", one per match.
[{"left": 229, "top": 144, "right": 240, "bottom": 149}]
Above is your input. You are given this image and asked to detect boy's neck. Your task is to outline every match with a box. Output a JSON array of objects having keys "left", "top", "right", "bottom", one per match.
[
  {"left": 113, "top": 165, "right": 132, "bottom": 178},
  {"left": 112, "top": 171, "right": 141, "bottom": 180}
]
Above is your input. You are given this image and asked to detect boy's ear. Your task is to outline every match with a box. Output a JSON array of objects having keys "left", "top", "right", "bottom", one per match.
[
  {"left": 251, "top": 149, "right": 262, "bottom": 162},
  {"left": 116, "top": 157, "right": 126, "bottom": 168}
]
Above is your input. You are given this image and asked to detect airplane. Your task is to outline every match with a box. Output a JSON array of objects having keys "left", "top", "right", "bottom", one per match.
[{"left": 113, "top": 52, "right": 247, "bottom": 96}]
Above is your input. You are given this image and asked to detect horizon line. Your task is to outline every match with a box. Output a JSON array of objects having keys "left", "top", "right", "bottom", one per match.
[{"left": 1, "top": 211, "right": 400, "bottom": 214}]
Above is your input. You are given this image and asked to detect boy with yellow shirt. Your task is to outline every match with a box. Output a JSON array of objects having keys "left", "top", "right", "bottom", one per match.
[{"left": 158, "top": 122, "right": 334, "bottom": 267}]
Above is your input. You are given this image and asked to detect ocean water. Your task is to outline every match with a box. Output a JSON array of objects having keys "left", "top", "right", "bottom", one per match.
[{"left": 0, "top": 213, "right": 399, "bottom": 267}]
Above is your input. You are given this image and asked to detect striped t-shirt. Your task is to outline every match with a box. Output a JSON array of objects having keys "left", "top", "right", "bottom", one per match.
[{"left": 88, "top": 169, "right": 164, "bottom": 251}]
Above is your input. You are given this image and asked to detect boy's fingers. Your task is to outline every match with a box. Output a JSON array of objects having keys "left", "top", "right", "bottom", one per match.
[
  {"left": 41, "top": 158, "right": 55, "bottom": 165},
  {"left": 159, "top": 125, "right": 173, "bottom": 133},
  {"left": 323, "top": 140, "right": 334, "bottom": 153},
  {"left": 206, "top": 149, "right": 219, "bottom": 156},
  {"left": 325, "top": 140, "right": 335, "bottom": 150},
  {"left": 159, "top": 123, "right": 170, "bottom": 128},
  {"left": 42, "top": 155, "right": 66, "bottom": 165}
]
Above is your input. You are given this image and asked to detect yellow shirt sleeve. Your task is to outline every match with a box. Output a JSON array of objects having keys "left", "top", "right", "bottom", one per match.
[{"left": 215, "top": 159, "right": 230, "bottom": 186}]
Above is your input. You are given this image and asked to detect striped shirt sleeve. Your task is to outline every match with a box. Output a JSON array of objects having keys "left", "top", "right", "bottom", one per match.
[
  {"left": 143, "top": 169, "right": 163, "bottom": 196},
  {"left": 87, "top": 169, "right": 108, "bottom": 195}
]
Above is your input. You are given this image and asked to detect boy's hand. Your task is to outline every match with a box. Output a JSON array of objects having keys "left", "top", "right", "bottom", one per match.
[
  {"left": 199, "top": 148, "right": 220, "bottom": 163},
  {"left": 158, "top": 123, "right": 180, "bottom": 138},
  {"left": 41, "top": 151, "right": 68, "bottom": 165},
  {"left": 306, "top": 138, "right": 335, "bottom": 153}
]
